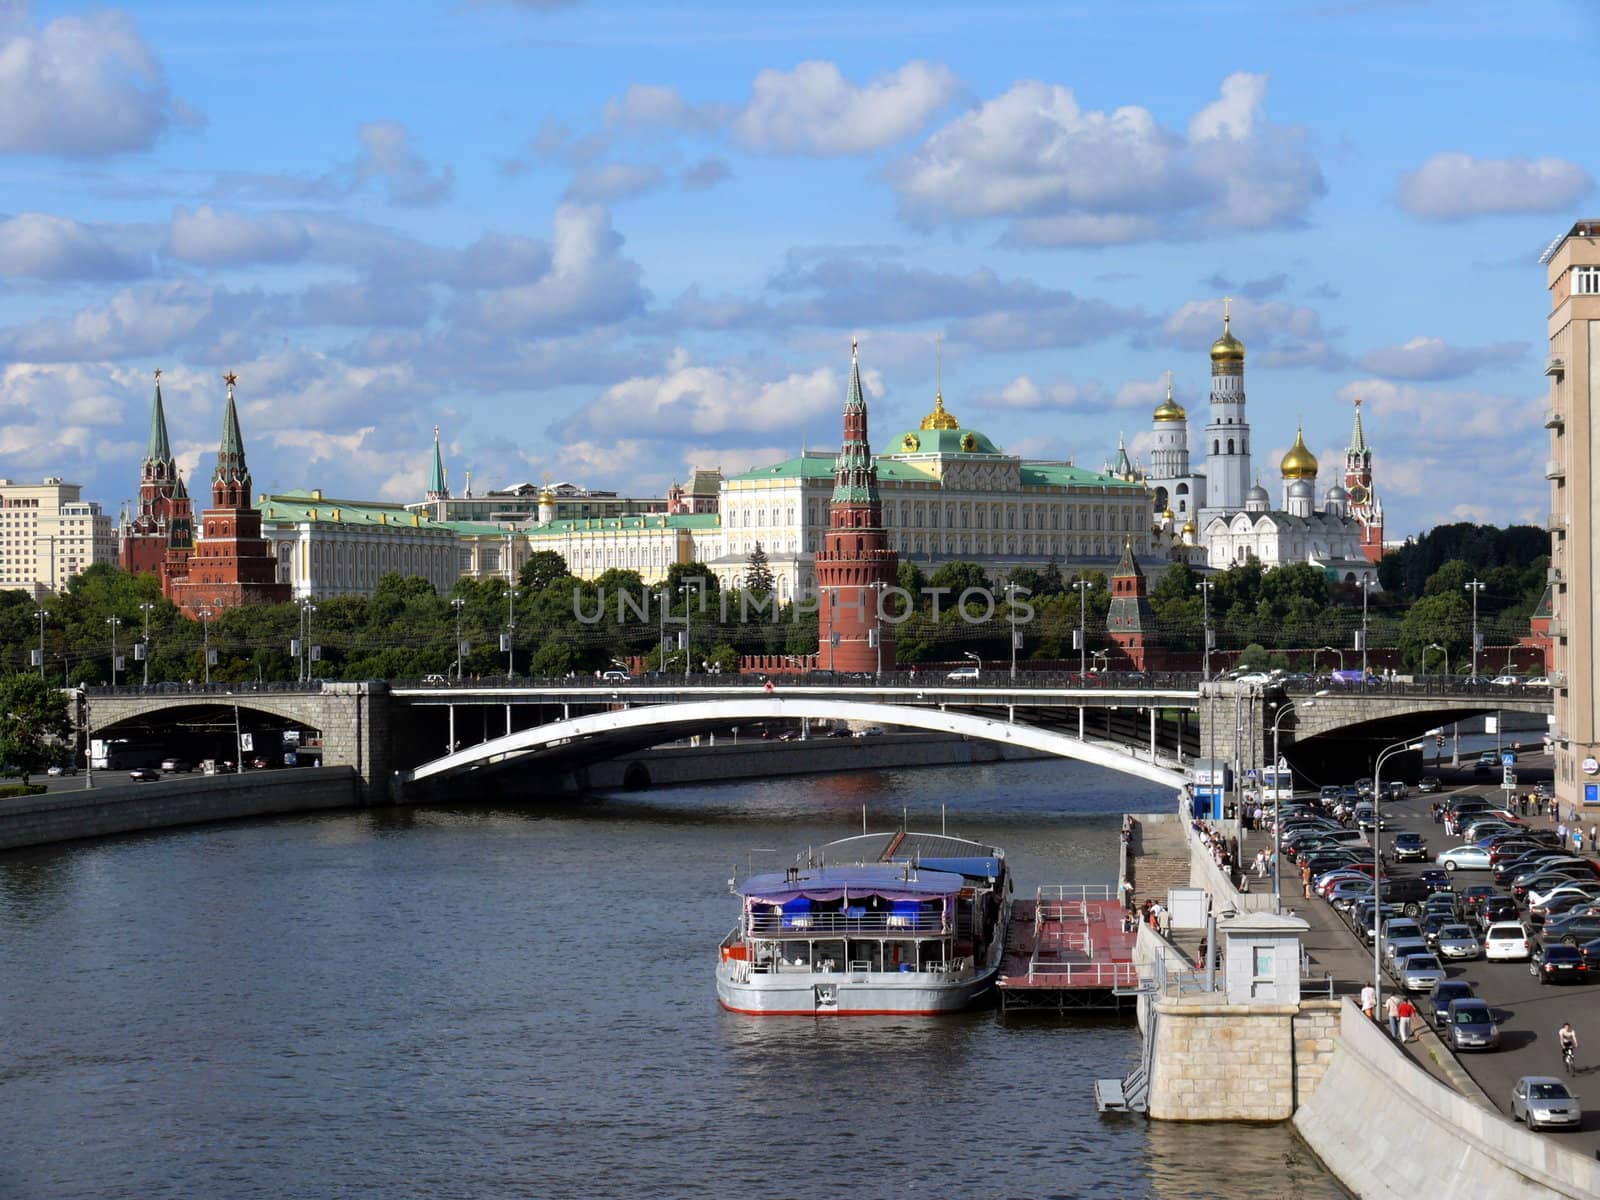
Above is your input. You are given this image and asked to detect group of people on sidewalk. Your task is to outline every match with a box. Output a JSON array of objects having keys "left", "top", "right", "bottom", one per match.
[{"left": 1360, "top": 983, "right": 1418, "bottom": 1042}]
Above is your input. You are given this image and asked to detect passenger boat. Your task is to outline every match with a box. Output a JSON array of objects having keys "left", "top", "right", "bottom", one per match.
[{"left": 715, "top": 830, "right": 1013, "bottom": 1015}]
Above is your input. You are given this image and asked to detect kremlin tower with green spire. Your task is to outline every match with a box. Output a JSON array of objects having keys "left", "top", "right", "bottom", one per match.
[{"left": 120, "top": 369, "right": 183, "bottom": 577}]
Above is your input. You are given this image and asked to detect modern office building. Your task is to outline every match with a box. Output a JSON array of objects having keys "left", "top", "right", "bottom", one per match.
[
  {"left": 0, "top": 478, "right": 116, "bottom": 597},
  {"left": 1541, "top": 219, "right": 1600, "bottom": 812}
]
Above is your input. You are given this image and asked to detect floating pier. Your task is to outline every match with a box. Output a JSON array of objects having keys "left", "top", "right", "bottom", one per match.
[{"left": 997, "top": 886, "right": 1141, "bottom": 1012}]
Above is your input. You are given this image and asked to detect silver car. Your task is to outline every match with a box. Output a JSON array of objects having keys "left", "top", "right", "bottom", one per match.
[
  {"left": 1397, "top": 953, "right": 1447, "bottom": 993},
  {"left": 1511, "top": 1075, "right": 1582, "bottom": 1130},
  {"left": 1385, "top": 937, "right": 1430, "bottom": 973},
  {"left": 1435, "top": 924, "right": 1482, "bottom": 960}
]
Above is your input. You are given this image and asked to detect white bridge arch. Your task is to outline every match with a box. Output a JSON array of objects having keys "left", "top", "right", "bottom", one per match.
[{"left": 406, "top": 697, "right": 1189, "bottom": 789}]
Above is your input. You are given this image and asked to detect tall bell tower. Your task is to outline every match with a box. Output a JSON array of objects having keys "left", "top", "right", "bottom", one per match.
[{"left": 1344, "top": 397, "right": 1384, "bottom": 563}]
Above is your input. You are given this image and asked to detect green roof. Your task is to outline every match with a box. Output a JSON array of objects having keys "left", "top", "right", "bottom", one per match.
[
  {"left": 261, "top": 491, "right": 437, "bottom": 527},
  {"left": 886, "top": 427, "right": 1003, "bottom": 456},
  {"left": 729, "top": 449, "right": 1143, "bottom": 492},
  {"left": 1018, "top": 463, "right": 1143, "bottom": 489},
  {"left": 727, "top": 454, "right": 931, "bottom": 483},
  {"left": 145, "top": 379, "right": 172, "bottom": 465}
]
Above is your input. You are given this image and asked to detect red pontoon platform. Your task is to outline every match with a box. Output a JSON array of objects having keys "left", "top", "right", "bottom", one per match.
[{"left": 997, "top": 887, "right": 1141, "bottom": 1012}]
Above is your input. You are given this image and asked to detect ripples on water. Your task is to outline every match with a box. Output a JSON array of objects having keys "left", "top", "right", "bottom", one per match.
[{"left": 0, "top": 759, "right": 1346, "bottom": 1199}]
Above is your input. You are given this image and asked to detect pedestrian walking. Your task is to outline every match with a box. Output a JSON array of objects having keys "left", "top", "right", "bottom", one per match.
[
  {"left": 1397, "top": 997, "right": 1416, "bottom": 1042},
  {"left": 1301, "top": 860, "right": 1312, "bottom": 900},
  {"left": 1385, "top": 994, "right": 1401, "bottom": 1040},
  {"left": 1360, "top": 983, "right": 1377, "bottom": 1021}
]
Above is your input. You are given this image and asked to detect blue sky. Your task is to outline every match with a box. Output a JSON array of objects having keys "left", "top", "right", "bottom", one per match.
[{"left": 0, "top": 0, "right": 1593, "bottom": 534}]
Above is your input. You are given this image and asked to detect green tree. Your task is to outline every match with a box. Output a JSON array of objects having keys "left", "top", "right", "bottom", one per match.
[
  {"left": 0, "top": 674, "right": 72, "bottom": 783},
  {"left": 531, "top": 640, "right": 574, "bottom": 677},
  {"left": 519, "top": 550, "right": 570, "bottom": 593},
  {"left": 706, "top": 642, "right": 740, "bottom": 673},
  {"left": 895, "top": 561, "right": 928, "bottom": 606},
  {"left": 929, "top": 561, "right": 991, "bottom": 599},
  {"left": 1397, "top": 592, "right": 1471, "bottom": 671},
  {"left": 743, "top": 542, "right": 775, "bottom": 596},
  {"left": 665, "top": 560, "right": 720, "bottom": 598}
]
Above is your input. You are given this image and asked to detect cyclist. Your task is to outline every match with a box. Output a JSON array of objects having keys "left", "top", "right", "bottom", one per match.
[{"left": 1558, "top": 1022, "right": 1579, "bottom": 1073}]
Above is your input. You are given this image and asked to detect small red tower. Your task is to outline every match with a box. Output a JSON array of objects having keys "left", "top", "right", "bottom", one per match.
[
  {"left": 120, "top": 369, "right": 181, "bottom": 578},
  {"left": 1105, "top": 538, "right": 1164, "bottom": 671},
  {"left": 166, "top": 373, "right": 290, "bottom": 616},
  {"left": 816, "top": 340, "right": 898, "bottom": 673},
  {"left": 1344, "top": 397, "right": 1384, "bottom": 564}
]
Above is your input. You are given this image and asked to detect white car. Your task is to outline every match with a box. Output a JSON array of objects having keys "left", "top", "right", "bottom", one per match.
[
  {"left": 1491, "top": 674, "right": 1521, "bottom": 686},
  {"left": 945, "top": 666, "right": 980, "bottom": 681},
  {"left": 1483, "top": 921, "right": 1533, "bottom": 961},
  {"left": 1527, "top": 880, "right": 1600, "bottom": 910},
  {"left": 1524, "top": 677, "right": 1552, "bottom": 688},
  {"left": 1437, "top": 845, "right": 1492, "bottom": 872}
]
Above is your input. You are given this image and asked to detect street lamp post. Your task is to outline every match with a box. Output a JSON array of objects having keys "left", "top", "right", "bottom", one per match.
[
  {"left": 1197, "top": 580, "right": 1215, "bottom": 680},
  {"left": 1268, "top": 699, "right": 1313, "bottom": 910},
  {"left": 1424, "top": 641, "right": 1449, "bottom": 680},
  {"left": 1004, "top": 581, "right": 1018, "bottom": 682},
  {"left": 1371, "top": 737, "right": 1424, "bottom": 1018},
  {"left": 1465, "top": 579, "right": 1486, "bottom": 680},
  {"left": 139, "top": 600, "right": 155, "bottom": 686},
  {"left": 199, "top": 608, "right": 213, "bottom": 685},
  {"left": 299, "top": 599, "right": 319, "bottom": 684},
  {"left": 872, "top": 580, "right": 886, "bottom": 681},
  {"left": 106, "top": 616, "right": 122, "bottom": 686},
  {"left": 963, "top": 650, "right": 981, "bottom": 678},
  {"left": 504, "top": 583, "right": 517, "bottom": 678},
  {"left": 654, "top": 591, "right": 668, "bottom": 674},
  {"left": 679, "top": 583, "right": 695, "bottom": 679},
  {"left": 1071, "top": 579, "right": 1090, "bottom": 678},
  {"left": 1316, "top": 644, "right": 1344, "bottom": 675},
  {"left": 33, "top": 608, "right": 47, "bottom": 680},
  {"left": 450, "top": 597, "right": 466, "bottom": 682},
  {"left": 1359, "top": 579, "right": 1372, "bottom": 679}
]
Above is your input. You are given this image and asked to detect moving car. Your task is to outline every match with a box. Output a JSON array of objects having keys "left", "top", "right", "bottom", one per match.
[
  {"left": 1429, "top": 980, "right": 1474, "bottom": 1027},
  {"left": 1396, "top": 953, "right": 1447, "bottom": 993},
  {"left": 600, "top": 670, "right": 631, "bottom": 681},
  {"left": 1391, "top": 832, "right": 1428, "bottom": 862},
  {"left": 1437, "top": 845, "right": 1491, "bottom": 872},
  {"left": 1418, "top": 776, "right": 1441, "bottom": 794},
  {"left": 1445, "top": 999, "right": 1500, "bottom": 1051},
  {"left": 1511, "top": 1076, "right": 1582, "bottom": 1130},
  {"left": 159, "top": 758, "right": 191, "bottom": 773},
  {"left": 1529, "top": 943, "right": 1589, "bottom": 985},
  {"left": 945, "top": 666, "right": 981, "bottom": 681},
  {"left": 1434, "top": 924, "right": 1481, "bottom": 960},
  {"left": 129, "top": 767, "right": 161, "bottom": 783},
  {"left": 1483, "top": 921, "right": 1534, "bottom": 961}
]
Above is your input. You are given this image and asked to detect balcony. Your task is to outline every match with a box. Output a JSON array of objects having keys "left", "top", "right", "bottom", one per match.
[
  {"left": 1550, "top": 565, "right": 1566, "bottom": 584},
  {"left": 1548, "top": 512, "right": 1566, "bottom": 532},
  {"left": 1546, "top": 354, "right": 1566, "bottom": 378},
  {"left": 1547, "top": 618, "right": 1566, "bottom": 639},
  {"left": 1546, "top": 459, "right": 1567, "bottom": 480},
  {"left": 1548, "top": 672, "right": 1567, "bottom": 689},
  {"left": 1545, "top": 408, "right": 1565, "bottom": 429}
]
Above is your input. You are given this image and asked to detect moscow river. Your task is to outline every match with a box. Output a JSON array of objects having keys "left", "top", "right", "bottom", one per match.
[{"left": 0, "top": 757, "right": 1347, "bottom": 1200}]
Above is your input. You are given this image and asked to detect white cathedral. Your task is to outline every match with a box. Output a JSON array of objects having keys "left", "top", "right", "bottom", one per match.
[{"left": 1144, "top": 304, "right": 1381, "bottom": 587}]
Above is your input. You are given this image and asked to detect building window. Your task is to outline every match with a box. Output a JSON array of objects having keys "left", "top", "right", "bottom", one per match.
[
  {"left": 1227, "top": 439, "right": 1235, "bottom": 455},
  {"left": 1575, "top": 266, "right": 1600, "bottom": 296}
]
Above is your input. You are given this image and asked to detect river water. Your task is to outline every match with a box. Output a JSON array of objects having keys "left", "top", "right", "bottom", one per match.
[{"left": 0, "top": 758, "right": 1347, "bottom": 1200}]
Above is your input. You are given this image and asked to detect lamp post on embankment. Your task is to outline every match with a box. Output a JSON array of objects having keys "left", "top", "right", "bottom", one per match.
[
  {"left": 1267, "top": 699, "right": 1312, "bottom": 911},
  {"left": 1371, "top": 737, "right": 1423, "bottom": 1014}
]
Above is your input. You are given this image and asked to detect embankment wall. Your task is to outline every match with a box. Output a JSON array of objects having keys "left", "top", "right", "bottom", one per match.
[
  {"left": 0, "top": 768, "right": 360, "bottom": 853},
  {"left": 1294, "top": 999, "right": 1600, "bottom": 1200}
]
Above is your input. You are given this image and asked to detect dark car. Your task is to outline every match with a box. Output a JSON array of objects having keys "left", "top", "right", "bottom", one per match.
[
  {"left": 1418, "top": 868, "right": 1453, "bottom": 894},
  {"left": 1477, "top": 898, "right": 1520, "bottom": 930},
  {"left": 1429, "top": 979, "right": 1474, "bottom": 1026},
  {"left": 1578, "top": 938, "right": 1600, "bottom": 971},
  {"left": 1391, "top": 832, "right": 1429, "bottom": 862},
  {"left": 1459, "top": 885, "right": 1502, "bottom": 913},
  {"left": 1418, "top": 776, "right": 1442, "bottom": 794},
  {"left": 1540, "top": 914, "right": 1600, "bottom": 947},
  {"left": 1530, "top": 943, "right": 1589, "bottom": 985},
  {"left": 1378, "top": 875, "right": 1436, "bottom": 916},
  {"left": 128, "top": 767, "right": 161, "bottom": 782}
]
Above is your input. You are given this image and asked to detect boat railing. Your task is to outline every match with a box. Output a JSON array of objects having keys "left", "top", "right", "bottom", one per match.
[
  {"left": 732, "top": 956, "right": 971, "bottom": 978},
  {"left": 745, "top": 911, "right": 950, "bottom": 935},
  {"left": 1037, "top": 884, "right": 1116, "bottom": 904},
  {"left": 1025, "top": 960, "right": 1140, "bottom": 987}
]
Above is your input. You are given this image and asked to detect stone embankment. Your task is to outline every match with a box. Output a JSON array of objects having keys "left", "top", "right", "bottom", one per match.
[{"left": 0, "top": 768, "right": 360, "bottom": 853}]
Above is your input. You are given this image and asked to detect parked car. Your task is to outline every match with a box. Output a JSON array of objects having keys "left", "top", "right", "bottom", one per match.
[
  {"left": 1397, "top": 953, "right": 1447, "bottom": 993},
  {"left": 1391, "top": 832, "right": 1428, "bottom": 862},
  {"left": 1477, "top": 898, "right": 1520, "bottom": 931},
  {"left": 1529, "top": 943, "right": 1590, "bottom": 985},
  {"left": 1435, "top": 924, "right": 1481, "bottom": 960},
  {"left": 1527, "top": 880, "right": 1600, "bottom": 912},
  {"left": 1578, "top": 938, "right": 1600, "bottom": 971},
  {"left": 1385, "top": 937, "right": 1431, "bottom": 972},
  {"left": 1458, "top": 884, "right": 1503, "bottom": 913},
  {"left": 1419, "top": 869, "right": 1454, "bottom": 893},
  {"left": 1539, "top": 913, "right": 1600, "bottom": 947},
  {"left": 128, "top": 767, "right": 161, "bottom": 783},
  {"left": 1446, "top": 999, "right": 1500, "bottom": 1051},
  {"left": 1437, "top": 845, "right": 1492, "bottom": 872},
  {"left": 850, "top": 727, "right": 886, "bottom": 738},
  {"left": 1483, "top": 921, "right": 1534, "bottom": 961},
  {"left": 1511, "top": 1076, "right": 1582, "bottom": 1130},
  {"left": 1418, "top": 776, "right": 1442, "bottom": 794},
  {"left": 1429, "top": 980, "right": 1474, "bottom": 1026}
]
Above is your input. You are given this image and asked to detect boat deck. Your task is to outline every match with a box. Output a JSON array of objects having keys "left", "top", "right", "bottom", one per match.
[{"left": 997, "top": 895, "right": 1139, "bottom": 1012}]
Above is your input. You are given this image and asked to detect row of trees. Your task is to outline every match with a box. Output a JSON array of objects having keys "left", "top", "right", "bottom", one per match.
[{"left": 0, "top": 521, "right": 1549, "bottom": 685}]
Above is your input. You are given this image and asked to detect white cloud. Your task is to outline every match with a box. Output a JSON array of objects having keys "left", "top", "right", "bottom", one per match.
[
  {"left": 1337, "top": 378, "right": 1540, "bottom": 444},
  {"left": 166, "top": 206, "right": 315, "bottom": 267},
  {"left": 1397, "top": 152, "right": 1593, "bottom": 221},
  {"left": 0, "top": 213, "right": 147, "bottom": 279},
  {"left": 1357, "top": 335, "right": 1528, "bottom": 381},
  {"left": 892, "top": 72, "right": 1324, "bottom": 245},
  {"left": 603, "top": 83, "right": 729, "bottom": 132},
  {"left": 1156, "top": 295, "right": 1339, "bottom": 367},
  {"left": 682, "top": 157, "right": 732, "bottom": 191},
  {"left": 733, "top": 60, "right": 961, "bottom": 156},
  {"left": 0, "top": 279, "right": 258, "bottom": 362},
  {"left": 559, "top": 348, "right": 842, "bottom": 442},
  {"left": 450, "top": 203, "right": 647, "bottom": 333},
  {"left": 352, "top": 121, "right": 453, "bottom": 206},
  {"left": 564, "top": 162, "right": 666, "bottom": 202},
  {"left": 0, "top": 6, "right": 189, "bottom": 157}
]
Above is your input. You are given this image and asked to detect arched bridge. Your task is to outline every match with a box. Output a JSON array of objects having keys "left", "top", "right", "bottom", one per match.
[{"left": 77, "top": 676, "right": 1553, "bottom": 801}]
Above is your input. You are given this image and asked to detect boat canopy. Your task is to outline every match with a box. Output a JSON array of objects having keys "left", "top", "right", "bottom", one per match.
[
  {"left": 897, "top": 855, "right": 1002, "bottom": 882},
  {"left": 738, "top": 865, "right": 965, "bottom": 905}
]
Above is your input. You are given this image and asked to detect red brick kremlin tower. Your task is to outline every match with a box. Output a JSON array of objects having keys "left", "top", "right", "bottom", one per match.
[
  {"left": 165, "top": 373, "right": 289, "bottom": 617},
  {"left": 1344, "top": 396, "right": 1385, "bottom": 564},
  {"left": 120, "top": 369, "right": 182, "bottom": 577},
  {"left": 816, "top": 340, "right": 898, "bottom": 672},
  {"left": 1105, "top": 538, "right": 1164, "bottom": 670}
]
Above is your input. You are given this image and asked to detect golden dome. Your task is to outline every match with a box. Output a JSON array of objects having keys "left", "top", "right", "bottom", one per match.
[
  {"left": 1280, "top": 426, "right": 1318, "bottom": 480},
  {"left": 920, "top": 391, "right": 960, "bottom": 431},
  {"left": 1180, "top": 518, "right": 1197, "bottom": 541},
  {"left": 1210, "top": 306, "right": 1245, "bottom": 369},
  {"left": 1163, "top": 507, "right": 1175, "bottom": 521},
  {"left": 1153, "top": 389, "right": 1187, "bottom": 422},
  {"left": 538, "top": 486, "right": 556, "bottom": 504}
]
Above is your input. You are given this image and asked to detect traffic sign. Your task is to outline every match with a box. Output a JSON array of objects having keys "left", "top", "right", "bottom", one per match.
[
  {"left": 1502, "top": 766, "right": 1517, "bottom": 791},
  {"left": 1501, "top": 752, "right": 1516, "bottom": 766}
]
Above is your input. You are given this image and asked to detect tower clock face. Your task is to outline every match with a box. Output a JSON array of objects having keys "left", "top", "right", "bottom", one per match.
[{"left": 1348, "top": 485, "right": 1369, "bottom": 505}]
